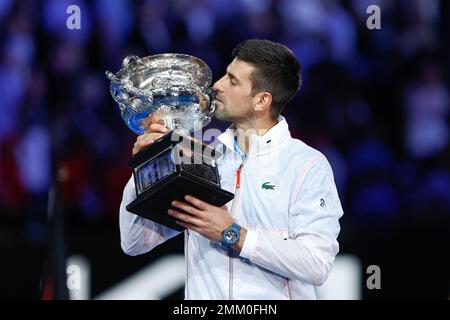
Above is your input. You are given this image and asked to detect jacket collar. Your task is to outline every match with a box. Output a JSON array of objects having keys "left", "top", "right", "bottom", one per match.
[{"left": 218, "top": 116, "right": 291, "bottom": 158}]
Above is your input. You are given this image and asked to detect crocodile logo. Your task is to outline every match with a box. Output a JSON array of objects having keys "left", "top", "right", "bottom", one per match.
[{"left": 262, "top": 182, "right": 276, "bottom": 190}]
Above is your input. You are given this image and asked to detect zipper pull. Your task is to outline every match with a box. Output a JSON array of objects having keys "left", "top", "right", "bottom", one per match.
[
  {"left": 236, "top": 167, "right": 241, "bottom": 189},
  {"left": 236, "top": 163, "right": 243, "bottom": 189}
]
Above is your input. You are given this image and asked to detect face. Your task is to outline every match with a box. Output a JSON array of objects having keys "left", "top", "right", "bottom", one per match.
[{"left": 212, "top": 58, "right": 256, "bottom": 123}]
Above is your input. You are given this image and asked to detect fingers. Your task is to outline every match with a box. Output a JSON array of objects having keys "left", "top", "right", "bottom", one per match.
[
  {"left": 132, "top": 132, "right": 165, "bottom": 155},
  {"left": 171, "top": 200, "right": 203, "bottom": 217},
  {"left": 146, "top": 123, "right": 169, "bottom": 134},
  {"left": 183, "top": 195, "right": 209, "bottom": 210},
  {"left": 132, "top": 137, "right": 153, "bottom": 156}
]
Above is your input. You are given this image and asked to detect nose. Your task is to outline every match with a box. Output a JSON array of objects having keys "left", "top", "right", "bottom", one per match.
[{"left": 213, "top": 75, "right": 225, "bottom": 93}]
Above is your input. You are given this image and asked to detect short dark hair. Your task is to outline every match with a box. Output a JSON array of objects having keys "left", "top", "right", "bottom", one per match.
[{"left": 232, "top": 39, "right": 301, "bottom": 119}]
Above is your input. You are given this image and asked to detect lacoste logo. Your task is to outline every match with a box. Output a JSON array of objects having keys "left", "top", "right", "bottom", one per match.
[{"left": 262, "top": 182, "right": 276, "bottom": 190}]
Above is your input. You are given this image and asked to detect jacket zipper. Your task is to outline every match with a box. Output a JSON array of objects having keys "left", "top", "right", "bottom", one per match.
[
  {"left": 287, "top": 278, "right": 293, "bottom": 299},
  {"left": 228, "top": 160, "right": 246, "bottom": 300},
  {"left": 185, "top": 230, "right": 189, "bottom": 298}
]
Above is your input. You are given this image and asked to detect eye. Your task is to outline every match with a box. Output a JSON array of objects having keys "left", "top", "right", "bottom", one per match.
[{"left": 227, "top": 74, "right": 236, "bottom": 85}]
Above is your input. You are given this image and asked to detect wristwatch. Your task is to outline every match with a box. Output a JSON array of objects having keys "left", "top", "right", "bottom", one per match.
[{"left": 220, "top": 223, "right": 241, "bottom": 249}]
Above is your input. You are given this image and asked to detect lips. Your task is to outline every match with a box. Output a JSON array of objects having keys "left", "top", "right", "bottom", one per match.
[{"left": 215, "top": 96, "right": 223, "bottom": 103}]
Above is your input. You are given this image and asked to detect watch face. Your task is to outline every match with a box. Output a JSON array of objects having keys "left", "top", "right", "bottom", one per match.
[{"left": 224, "top": 230, "right": 238, "bottom": 244}]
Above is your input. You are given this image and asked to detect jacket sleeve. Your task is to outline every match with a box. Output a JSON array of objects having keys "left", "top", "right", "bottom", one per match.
[
  {"left": 119, "top": 176, "right": 181, "bottom": 256},
  {"left": 239, "top": 158, "right": 343, "bottom": 286}
]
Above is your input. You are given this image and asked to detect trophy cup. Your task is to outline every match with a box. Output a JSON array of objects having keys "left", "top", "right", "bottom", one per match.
[{"left": 106, "top": 54, "right": 234, "bottom": 231}]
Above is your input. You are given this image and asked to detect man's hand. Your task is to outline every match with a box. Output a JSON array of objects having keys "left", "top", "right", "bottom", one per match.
[
  {"left": 168, "top": 195, "right": 233, "bottom": 242},
  {"left": 132, "top": 123, "right": 168, "bottom": 156}
]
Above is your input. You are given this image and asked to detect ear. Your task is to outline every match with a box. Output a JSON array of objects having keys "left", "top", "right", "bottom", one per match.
[{"left": 253, "top": 91, "right": 272, "bottom": 113}]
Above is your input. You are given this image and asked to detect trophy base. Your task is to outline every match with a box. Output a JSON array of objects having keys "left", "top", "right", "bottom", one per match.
[
  {"left": 125, "top": 131, "right": 234, "bottom": 231},
  {"left": 126, "top": 173, "right": 234, "bottom": 231}
]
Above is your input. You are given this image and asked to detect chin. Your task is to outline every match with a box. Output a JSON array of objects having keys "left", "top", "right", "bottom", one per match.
[
  {"left": 214, "top": 113, "right": 225, "bottom": 121},
  {"left": 214, "top": 111, "right": 230, "bottom": 122}
]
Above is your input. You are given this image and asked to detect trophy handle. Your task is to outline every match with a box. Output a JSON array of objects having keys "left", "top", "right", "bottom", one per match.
[
  {"left": 105, "top": 70, "right": 120, "bottom": 84},
  {"left": 204, "top": 87, "right": 216, "bottom": 116},
  {"left": 122, "top": 55, "right": 140, "bottom": 68},
  {"left": 105, "top": 54, "right": 141, "bottom": 83},
  {"left": 106, "top": 69, "right": 153, "bottom": 112}
]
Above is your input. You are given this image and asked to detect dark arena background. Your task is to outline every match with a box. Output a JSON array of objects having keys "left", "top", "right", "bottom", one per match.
[{"left": 0, "top": 0, "right": 449, "bottom": 301}]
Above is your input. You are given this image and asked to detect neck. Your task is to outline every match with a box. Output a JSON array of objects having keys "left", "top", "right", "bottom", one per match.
[{"left": 233, "top": 116, "right": 278, "bottom": 154}]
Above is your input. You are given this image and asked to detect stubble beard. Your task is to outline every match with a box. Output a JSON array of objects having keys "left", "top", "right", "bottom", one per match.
[
  {"left": 213, "top": 102, "right": 233, "bottom": 122},
  {"left": 214, "top": 102, "right": 254, "bottom": 124}
]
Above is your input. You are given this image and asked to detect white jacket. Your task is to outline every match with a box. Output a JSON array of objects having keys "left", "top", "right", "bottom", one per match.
[{"left": 119, "top": 117, "right": 343, "bottom": 299}]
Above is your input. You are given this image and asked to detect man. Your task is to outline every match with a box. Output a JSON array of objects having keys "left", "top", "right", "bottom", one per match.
[{"left": 120, "top": 39, "right": 343, "bottom": 299}]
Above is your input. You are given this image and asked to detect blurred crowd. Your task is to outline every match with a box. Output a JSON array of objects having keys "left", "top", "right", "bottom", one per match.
[{"left": 0, "top": 0, "right": 449, "bottom": 248}]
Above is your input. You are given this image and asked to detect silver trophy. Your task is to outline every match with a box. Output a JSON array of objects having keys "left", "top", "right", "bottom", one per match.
[
  {"left": 106, "top": 54, "right": 234, "bottom": 231},
  {"left": 106, "top": 53, "right": 217, "bottom": 134}
]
